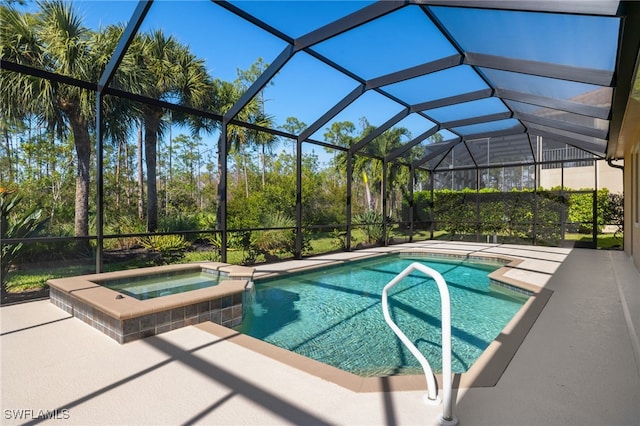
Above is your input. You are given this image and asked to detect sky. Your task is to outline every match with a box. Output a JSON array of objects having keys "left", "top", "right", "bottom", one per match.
[{"left": 15, "top": 1, "right": 620, "bottom": 166}]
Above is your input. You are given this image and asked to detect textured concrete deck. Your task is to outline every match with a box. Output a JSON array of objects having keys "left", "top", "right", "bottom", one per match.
[{"left": 1, "top": 242, "right": 639, "bottom": 425}]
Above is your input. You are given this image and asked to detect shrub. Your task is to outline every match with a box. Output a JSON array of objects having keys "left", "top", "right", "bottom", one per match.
[
  {"left": 158, "top": 214, "right": 200, "bottom": 242},
  {"left": 103, "top": 217, "right": 145, "bottom": 250},
  {"left": 604, "top": 193, "right": 624, "bottom": 237},
  {"left": 330, "top": 228, "right": 352, "bottom": 249},
  {"left": 432, "top": 189, "right": 477, "bottom": 237},
  {"left": 353, "top": 210, "right": 385, "bottom": 245},
  {"left": 138, "top": 234, "right": 190, "bottom": 264},
  {"left": 567, "top": 189, "right": 610, "bottom": 234},
  {"left": 1, "top": 188, "right": 49, "bottom": 294},
  {"left": 251, "top": 212, "right": 297, "bottom": 261}
]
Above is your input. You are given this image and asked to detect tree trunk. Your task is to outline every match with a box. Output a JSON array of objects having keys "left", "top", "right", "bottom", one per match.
[
  {"left": 144, "top": 111, "right": 162, "bottom": 232},
  {"left": 68, "top": 113, "right": 91, "bottom": 248},
  {"left": 3, "top": 126, "right": 12, "bottom": 182},
  {"left": 261, "top": 144, "right": 266, "bottom": 188},
  {"left": 137, "top": 121, "right": 144, "bottom": 221},
  {"left": 215, "top": 133, "right": 225, "bottom": 231},
  {"left": 115, "top": 139, "right": 122, "bottom": 209},
  {"left": 124, "top": 141, "right": 131, "bottom": 207},
  {"left": 242, "top": 148, "right": 249, "bottom": 198},
  {"left": 166, "top": 124, "right": 172, "bottom": 216}
]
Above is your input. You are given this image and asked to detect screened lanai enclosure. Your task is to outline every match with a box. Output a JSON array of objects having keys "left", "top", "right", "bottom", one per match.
[{"left": 1, "top": 1, "right": 638, "bottom": 286}]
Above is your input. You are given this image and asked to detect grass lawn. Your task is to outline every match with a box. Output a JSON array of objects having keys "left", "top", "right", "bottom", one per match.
[{"left": 564, "top": 232, "right": 623, "bottom": 249}]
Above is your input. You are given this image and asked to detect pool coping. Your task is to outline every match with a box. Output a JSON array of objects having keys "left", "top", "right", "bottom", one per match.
[
  {"left": 47, "top": 262, "right": 254, "bottom": 343},
  {"left": 48, "top": 262, "right": 254, "bottom": 320},
  {"left": 197, "top": 248, "right": 553, "bottom": 392}
]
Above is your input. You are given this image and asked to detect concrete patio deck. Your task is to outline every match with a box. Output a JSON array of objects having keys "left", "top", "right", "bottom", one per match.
[{"left": 1, "top": 242, "right": 639, "bottom": 425}]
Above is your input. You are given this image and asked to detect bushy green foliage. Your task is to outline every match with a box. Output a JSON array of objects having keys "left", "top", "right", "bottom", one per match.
[
  {"left": 138, "top": 234, "right": 190, "bottom": 264},
  {"left": 158, "top": 214, "right": 201, "bottom": 242},
  {"left": 353, "top": 210, "right": 385, "bottom": 245},
  {"left": 432, "top": 189, "right": 477, "bottom": 237},
  {"left": 1, "top": 189, "right": 49, "bottom": 292},
  {"left": 415, "top": 186, "right": 623, "bottom": 244},
  {"left": 103, "top": 217, "right": 145, "bottom": 250},
  {"left": 250, "top": 212, "right": 298, "bottom": 262},
  {"left": 567, "top": 189, "right": 610, "bottom": 233},
  {"left": 604, "top": 193, "right": 624, "bottom": 236},
  {"left": 330, "top": 228, "right": 352, "bottom": 249}
]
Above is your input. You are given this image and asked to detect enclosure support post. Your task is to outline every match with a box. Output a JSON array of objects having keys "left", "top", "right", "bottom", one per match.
[
  {"left": 561, "top": 162, "right": 566, "bottom": 245},
  {"left": 430, "top": 171, "right": 435, "bottom": 240},
  {"left": 295, "top": 138, "right": 303, "bottom": 258},
  {"left": 476, "top": 168, "right": 481, "bottom": 243},
  {"left": 346, "top": 151, "right": 353, "bottom": 251},
  {"left": 592, "top": 161, "right": 598, "bottom": 248},
  {"left": 95, "top": 94, "right": 104, "bottom": 273},
  {"left": 219, "top": 122, "right": 228, "bottom": 263},
  {"left": 533, "top": 164, "right": 539, "bottom": 246},
  {"left": 409, "top": 164, "right": 415, "bottom": 243},
  {"left": 382, "top": 159, "right": 388, "bottom": 246},
  {"left": 93, "top": 0, "right": 151, "bottom": 272}
]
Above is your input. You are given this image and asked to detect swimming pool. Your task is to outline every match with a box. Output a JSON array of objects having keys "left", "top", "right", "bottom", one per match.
[{"left": 237, "top": 254, "right": 530, "bottom": 377}]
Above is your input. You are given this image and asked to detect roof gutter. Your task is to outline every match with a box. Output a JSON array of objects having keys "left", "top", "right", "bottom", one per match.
[{"left": 607, "top": 158, "right": 624, "bottom": 170}]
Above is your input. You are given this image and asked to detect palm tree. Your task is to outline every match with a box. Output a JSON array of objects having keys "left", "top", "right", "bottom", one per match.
[
  {"left": 235, "top": 58, "right": 277, "bottom": 188},
  {"left": 2, "top": 2, "right": 142, "bottom": 245},
  {"left": 280, "top": 116, "right": 306, "bottom": 157},
  {"left": 252, "top": 111, "right": 277, "bottom": 188},
  {"left": 91, "top": 24, "right": 144, "bottom": 218},
  {"left": 1, "top": 1, "right": 97, "bottom": 242},
  {"left": 214, "top": 75, "right": 266, "bottom": 220},
  {"left": 137, "top": 30, "right": 213, "bottom": 232},
  {"left": 351, "top": 123, "right": 410, "bottom": 212}
]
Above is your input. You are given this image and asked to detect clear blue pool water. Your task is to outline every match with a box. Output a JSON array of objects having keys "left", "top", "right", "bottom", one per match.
[
  {"left": 103, "top": 270, "right": 228, "bottom": 300},
  {"left": 237, "top": 254, "right": 529, "bottom": 376}
]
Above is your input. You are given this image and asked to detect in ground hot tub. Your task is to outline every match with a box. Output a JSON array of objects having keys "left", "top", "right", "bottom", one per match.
[{"left": 48, "top": 262, "right": 254, "bottom": 343}]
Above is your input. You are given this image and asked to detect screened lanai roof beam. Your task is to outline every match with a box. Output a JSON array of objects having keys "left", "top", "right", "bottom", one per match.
[
  {"left": 349, "top": 108, "right": 410, "bottom": 153},
  {"left": 416, "top": 0, "right": 621, "bottom": 16},
  {"left": 440, "top": 111, "right": 513, "bottom": 128},
  {"left": 106, "top": 85, "right": 303, "bottom": 140},
  {"left": 223, "top": 44, "right": 294, "bottom": 123},
  {"left": 466, "top": 53, "right": 615, "bottom": 87},
  {"left": 213, "top": 0, "right": 293, "bottom": 44},
  {"left": 526, "top": 122, "right": 608, "bottom": 147},
  {"left": 527, "top": 134, "right": 537, "bottom": 162},
  {"left": 295, "top": 0, "right": 407, "bottom": 50},
  {"left": 496, "top": 88, "right": 611, "bottom": 120},
  {"left": 530, "top": 129, "right": 607, "bottom": 157},
  {"left": 366, "top": 54, "right": 462, "bottom": 89},
  {"left": 1, "top": 60, "right": 96, "bottom": 91},
  {"left": 305, "top": 138, "right": 350, "bottom": 153},
  {"left": 98, "top": 1, "right": 152, "bottom": 92},
  {"left": 461, "top": 127, "right": 525, "bottom": 141},
  {"left": 413, "top": 137, "right": 461, "bottom": 167},
  {"left": 384, "top": 125, "right": 439, "bottom": 162},
  {"left": 515, "top": 112, "right": 609, "bottom": 140},
  {"left": 462, "top": 141, "right": 480, "bottom": 168},
  {"left": 303, "top": 47, "right": 419, "bottom": 122},
  {"left": 411, "top": 88, "right": 493, "bottom": 112},
  {"left": 298, "top": 84, "right": 366, "bottom": 142},
  {"left": 106, "top": 86, "right": 224, "bottom": 121},
  {"left": 304, "top": 39, "right": 440, "bottom": 150}
]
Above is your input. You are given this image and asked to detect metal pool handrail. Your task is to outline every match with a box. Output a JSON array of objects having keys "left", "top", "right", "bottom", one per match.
[{"left": 381, "top": 262, "right": 458, "bottom": 426}]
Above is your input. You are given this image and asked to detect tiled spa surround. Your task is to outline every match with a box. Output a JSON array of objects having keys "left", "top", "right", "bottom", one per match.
[{"left": 48, "top": 262, "right": 252, "bottom": 344}]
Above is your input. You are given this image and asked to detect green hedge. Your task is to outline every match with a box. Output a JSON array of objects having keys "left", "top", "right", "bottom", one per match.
[{"left": 407, "top": 187, "right": 620, "bottom": 244}]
